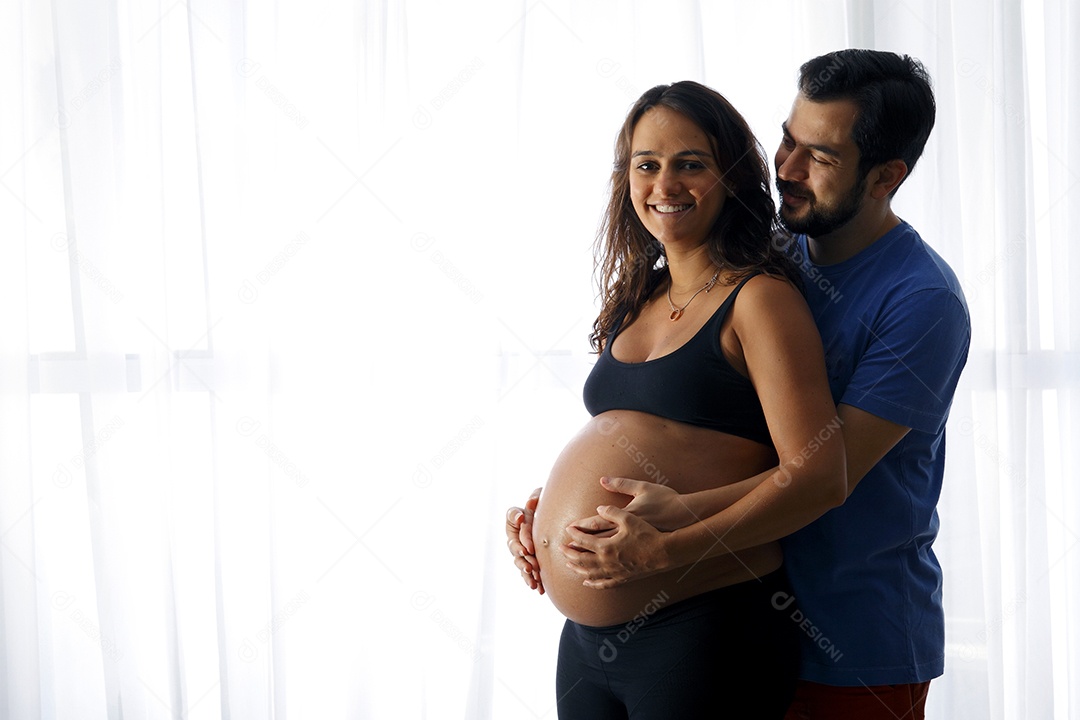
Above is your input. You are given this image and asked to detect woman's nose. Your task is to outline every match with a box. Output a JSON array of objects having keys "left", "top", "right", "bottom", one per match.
[{"left": 655, "top": 168, "right": 682, "bottom": 197}]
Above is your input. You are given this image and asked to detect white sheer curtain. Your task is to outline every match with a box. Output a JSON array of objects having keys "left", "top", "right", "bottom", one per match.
[{"left": 1, "top": 0, "right": 1075, "bottom": 718}]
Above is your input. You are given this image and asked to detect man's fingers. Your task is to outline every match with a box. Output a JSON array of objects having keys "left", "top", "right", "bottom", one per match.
[
  {"left": 505, "top": 506, "right": 527, "bottom": 557},
  {"left": 514, "top": 554, "right": 542, "bottom": 586},
  {"left": 507, "top": 536, "right": 528, "bottom": 558},
  {"left": 507, "top": 493, "right": 546, "bottom": 595},
  {"left": 513, "top": 555, "right": 530, "bottom": 574},
  {"left": 514, "top": 554, "right": 539, "bottom": 576},
  {"left": 520, "top": 509, "right": 536, "bottom": 555},
  {"left": 516, "top": 489, "right": 542, "bottom": 555}
]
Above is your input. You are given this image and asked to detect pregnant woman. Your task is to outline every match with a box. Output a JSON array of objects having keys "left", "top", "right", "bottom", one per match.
[{"left": 505, "top": 81, "right": 846, "bottom": 718}]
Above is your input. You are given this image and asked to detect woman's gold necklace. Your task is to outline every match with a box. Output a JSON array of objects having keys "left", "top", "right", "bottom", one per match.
[{"left": 666, "top": 267, "right": 721, "bottom": 321}]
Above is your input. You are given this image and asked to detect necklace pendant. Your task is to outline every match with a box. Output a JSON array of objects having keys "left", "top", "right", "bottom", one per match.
[{"left": 669, "top": 308, "right": 683, "bottom": 321}]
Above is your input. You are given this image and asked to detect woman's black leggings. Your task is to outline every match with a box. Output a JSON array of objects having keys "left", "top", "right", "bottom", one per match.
[{"left": 555, "top": 569, "right": 799, "bottom": 719}]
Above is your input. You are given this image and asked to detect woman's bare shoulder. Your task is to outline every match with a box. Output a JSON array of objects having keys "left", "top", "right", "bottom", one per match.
[{"left": 734, "top": 272, "right": 807, "bottom": 310}]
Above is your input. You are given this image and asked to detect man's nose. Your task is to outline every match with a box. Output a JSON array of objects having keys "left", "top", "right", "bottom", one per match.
[{"left": 776, "top": 147, "right": 808, "bottom": 183}]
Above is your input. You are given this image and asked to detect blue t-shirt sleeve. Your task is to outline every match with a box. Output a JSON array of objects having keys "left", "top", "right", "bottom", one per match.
[{"left": 840, "top": 288, "right": 970, "bottom": 434}]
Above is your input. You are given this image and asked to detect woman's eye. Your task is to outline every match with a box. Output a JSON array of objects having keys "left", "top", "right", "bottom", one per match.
[
  {"left": 636, "top": 161, "right": 657, "bottom": 171},
  {"left": 681, "top": 161, "right": 704, "bottom": 170}
]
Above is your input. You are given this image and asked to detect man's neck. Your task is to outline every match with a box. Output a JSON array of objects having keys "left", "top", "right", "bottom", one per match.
[{"left": 807, "top": 207, "right": 901, "bottom": 266}]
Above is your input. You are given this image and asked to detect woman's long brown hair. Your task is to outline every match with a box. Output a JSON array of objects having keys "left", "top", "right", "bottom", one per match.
[{"left": 590, "top": 81, "right": 800, "bottom": 352}]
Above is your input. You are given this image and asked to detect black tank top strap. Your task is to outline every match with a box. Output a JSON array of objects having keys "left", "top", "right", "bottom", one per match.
[{"left": 700, "top": 271, "right": 761, "bottom": 333}]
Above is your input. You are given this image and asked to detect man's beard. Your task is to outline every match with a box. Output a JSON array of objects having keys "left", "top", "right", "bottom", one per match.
[{"left": 776, "top": 174, "right": 866, "bottom": 238}]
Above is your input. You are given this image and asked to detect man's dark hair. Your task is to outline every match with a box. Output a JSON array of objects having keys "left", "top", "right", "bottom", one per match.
[{"left": 799, "top": 49, "right": 935, "bottom": 191}]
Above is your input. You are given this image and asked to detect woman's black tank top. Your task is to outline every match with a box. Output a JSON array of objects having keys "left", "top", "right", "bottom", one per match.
[{"left": 583, "top": 273, "right": 772, "bottom": 446}]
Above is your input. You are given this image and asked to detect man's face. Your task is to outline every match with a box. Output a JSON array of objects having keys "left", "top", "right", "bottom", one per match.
[{"left": 774, "top": 94, "right": 867, "bottom": 238}]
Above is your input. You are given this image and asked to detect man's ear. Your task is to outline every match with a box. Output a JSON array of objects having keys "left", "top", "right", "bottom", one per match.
[{"left": 868, "top": 159, "right": 909, "bottom": 199}]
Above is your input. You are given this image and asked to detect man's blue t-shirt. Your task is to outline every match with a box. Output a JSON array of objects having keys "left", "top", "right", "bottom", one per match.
[{"left": 780, "top": 222, "right": 970, "bottom": 686}]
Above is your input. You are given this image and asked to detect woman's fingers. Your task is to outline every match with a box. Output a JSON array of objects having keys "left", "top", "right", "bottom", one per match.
[
  {"left": 567, "top": 513, "right": 618, "bottom": 534},
  {"left": 600, "top": 475, "right": 649, "bottom": 496}
]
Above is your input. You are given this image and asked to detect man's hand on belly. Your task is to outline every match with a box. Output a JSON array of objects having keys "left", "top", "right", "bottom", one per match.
[
  {"left": 506, "top": 488, "right": 545, "bottom": 595},
  {"left": 561, "top": 504, "right": 671, "bottom": 589}
]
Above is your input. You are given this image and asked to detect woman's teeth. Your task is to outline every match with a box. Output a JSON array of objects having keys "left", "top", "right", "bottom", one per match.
[{"left": 654, "top": 204, "right": 692, "bottom": 213}]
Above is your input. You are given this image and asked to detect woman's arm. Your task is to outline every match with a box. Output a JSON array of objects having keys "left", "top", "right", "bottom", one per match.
[
  {"left": 562, "top": 275, "right": 848, "bottom": 586},
  {"left": 567, "top": 470, "right": 772, "bottom": 534},
  {"left": 565, "top": 404, "right": 911, "bottom": 587}
]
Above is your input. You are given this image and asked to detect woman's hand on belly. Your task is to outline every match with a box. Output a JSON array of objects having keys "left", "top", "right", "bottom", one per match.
[
  {"left": 562, "top": 502, "right": 671, "bottom": 589},
  {"left": 556, "top": 475, "right": 705, "bottom": 588},
  {"left": 529, "top": 410, "right": 783, "bottom": 624},
  {"left": 579, "top": 475, "right": 702, "bottom": 532}
]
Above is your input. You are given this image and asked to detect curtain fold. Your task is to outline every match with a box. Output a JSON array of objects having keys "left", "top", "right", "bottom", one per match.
[{"left": 2, "top": 1, "right": 1076, "bottom": 718}]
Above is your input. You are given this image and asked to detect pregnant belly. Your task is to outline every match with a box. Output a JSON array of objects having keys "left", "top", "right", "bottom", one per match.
[{"left": 533, "top": 410, "right": 782, "bottom": 627}]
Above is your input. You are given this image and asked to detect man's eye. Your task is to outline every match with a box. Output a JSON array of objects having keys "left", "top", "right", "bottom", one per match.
[{"left": 811, "top": 155, "right": 828, "bottom": 164}]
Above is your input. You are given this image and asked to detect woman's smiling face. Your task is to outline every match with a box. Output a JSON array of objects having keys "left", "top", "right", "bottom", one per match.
[{"left": 628, "top": 106, "right": 729, "bottom": 250}]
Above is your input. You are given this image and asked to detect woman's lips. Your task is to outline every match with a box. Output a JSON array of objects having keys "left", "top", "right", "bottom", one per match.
[{"left": 652, "top": 203, "right": 692, "bottom": 214}]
